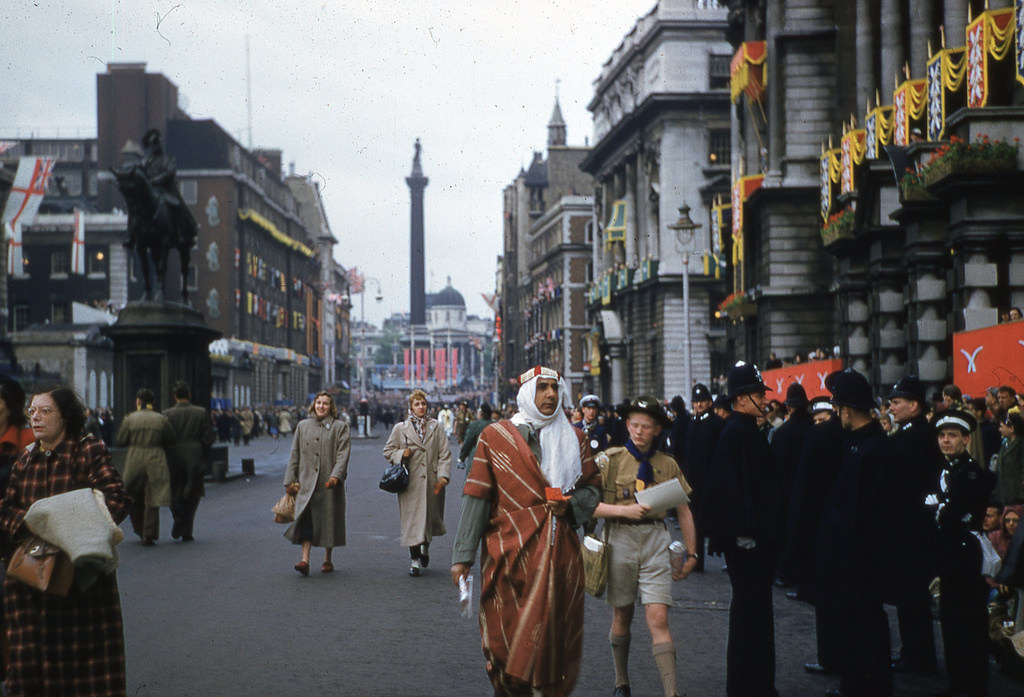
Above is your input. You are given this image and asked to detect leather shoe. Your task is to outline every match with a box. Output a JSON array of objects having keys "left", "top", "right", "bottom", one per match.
[
  {"left": 321, "top": 560, "right": 334, "bottom": 573},
  {"left": 294, "top": 561, "right": 310, "bottom": 576},
  {"left": 613, "top": 685, "right": 631, "bottom": 697},
  {"left": 141, "top": 537, "right": 155, "bottom": 546},
  {"left": 804, "top": 662, "right": 832, "bottom": 675}
]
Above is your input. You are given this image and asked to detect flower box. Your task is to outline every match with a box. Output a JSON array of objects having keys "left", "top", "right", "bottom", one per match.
[{"left": 921, "top": 154, "right": 1016, "bottom": 187}]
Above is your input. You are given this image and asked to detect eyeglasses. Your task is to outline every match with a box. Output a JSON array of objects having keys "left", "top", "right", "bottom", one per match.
[{"left": 26, "top": 406, "right": 56, "bottom": 418}]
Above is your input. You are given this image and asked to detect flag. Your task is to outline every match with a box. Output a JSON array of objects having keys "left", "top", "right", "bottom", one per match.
[
  {"left": 2, "top": 157, "right": 55, "bottom": 227},
  {"left": 347, "top": 266, "right": 365, "bottom": 294},
  {"left": 71, "top": 208, "right": 86, "bottom": 274},
  {"left": 5, "top": 221, "right": 22, "bottom": 276}
]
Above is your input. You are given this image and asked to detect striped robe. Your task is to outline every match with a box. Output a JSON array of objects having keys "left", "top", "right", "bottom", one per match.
[{"left": 464, "top": 420, "right": 598, "bottom": 697}]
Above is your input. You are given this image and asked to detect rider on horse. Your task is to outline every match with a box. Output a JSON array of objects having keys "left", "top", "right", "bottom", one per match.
[{"left": 123, "top": 128, "right": 198, "bottom": 252}]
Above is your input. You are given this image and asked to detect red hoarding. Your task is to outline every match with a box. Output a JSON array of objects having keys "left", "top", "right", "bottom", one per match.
[{"left": 952, "top": 322, "right": 1024, "bottom": 397}]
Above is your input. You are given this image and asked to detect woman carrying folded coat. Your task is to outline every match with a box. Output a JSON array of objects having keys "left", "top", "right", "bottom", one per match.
[{"left": 0, "top": 385, "right": 131, "bottom": 697}]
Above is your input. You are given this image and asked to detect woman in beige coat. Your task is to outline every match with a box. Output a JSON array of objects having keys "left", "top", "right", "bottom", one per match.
[
  {"left": 283, "top": 392, "right": 350, "bottom": 575},
  {"left": 382, "top": 389, "right": 452, "bottom": 576}
]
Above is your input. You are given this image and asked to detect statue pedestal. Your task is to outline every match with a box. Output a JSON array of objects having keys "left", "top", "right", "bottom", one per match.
[{"left": 102, "top": 301, "right": 221, "bottom": 422}]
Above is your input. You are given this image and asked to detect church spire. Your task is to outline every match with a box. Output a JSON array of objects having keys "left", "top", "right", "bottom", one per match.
[{"left": 547, "top": 80, "right": 566, "bottom": 147}]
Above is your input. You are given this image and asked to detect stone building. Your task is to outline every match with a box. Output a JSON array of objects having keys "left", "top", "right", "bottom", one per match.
[
  {"left": 581, "top": 0, "right": 733, "bottom": 403},
  {"left": 500, "top": 98, "right": 594, "bottom": 400},
  {"left": 725, "top": 0, "right": 1024, "bottom": 395}
]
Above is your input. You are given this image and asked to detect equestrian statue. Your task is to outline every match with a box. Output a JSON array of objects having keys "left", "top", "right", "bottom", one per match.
[{"left": 111, "top": 128, "right": 198, "bottom": 302}]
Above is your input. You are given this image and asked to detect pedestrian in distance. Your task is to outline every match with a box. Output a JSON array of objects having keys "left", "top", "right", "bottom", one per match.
[
  {"left": 574, "top": 394, "right": 609, "bottom": 453},
  {"left": 0, "top": 375, "right": 33, "bottom": 495},
  {"left": 451, "top": 366, "right": 601, "bottom": 697},
  {"left": 163, "top": 381, "right": 215, "bottom": 542},
  {"left": 0, "top": 386, "right": 132, "bottom": 697},
  {"left": 458, "top": 402, "right": 493, "bottom": 469},
  {"left": 701, "top": 361, "right": 783, "bottom": 697},
  {"left": 383, "top": 389, "right": 451, "bottom": 576},
  {"left": 283, "top": 392, "right": 350, "bottom": 575},
  {"left": 594, "top": 395, "right": 699, "bottom": 697},
  {"left": 118, "top": 387, "right": 175, "bottom": 546}
]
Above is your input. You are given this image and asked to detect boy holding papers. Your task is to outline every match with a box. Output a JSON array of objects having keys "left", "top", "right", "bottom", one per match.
[{"left": 593, "top": 395, "right": 698, "bottom": 697}]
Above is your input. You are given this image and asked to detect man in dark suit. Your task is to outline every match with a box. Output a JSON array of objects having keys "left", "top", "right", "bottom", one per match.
[
  {"left": 769, "top": 383, "right": 813, "bottom": 586},
  {"left": 164, "top": 381, "right": 215, "bottom": 542},
  {"left": 702, "top": 363, "right": 782, "bottom": 697}
]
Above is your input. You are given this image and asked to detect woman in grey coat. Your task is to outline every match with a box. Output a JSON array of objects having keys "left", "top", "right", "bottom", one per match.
[
  {"left": 382, "top": 389, "right": 452, "bottom": 576},
  {"left": 283, "top": 392, "right": 350, "bottom": 575}
]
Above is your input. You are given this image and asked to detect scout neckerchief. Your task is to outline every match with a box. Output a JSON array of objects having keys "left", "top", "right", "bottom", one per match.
[{"left": 625, "top": 440, "right": 657, "bottom": 490}]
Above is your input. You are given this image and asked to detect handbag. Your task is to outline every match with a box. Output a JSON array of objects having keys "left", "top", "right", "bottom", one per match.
[
  {"left": 7, "top": 535, "right": 74, "bottom": 597},
  {"left": 272, "top": 491, "right": 297, "bottom": 524},
  {"left": 379, "top": 461, "right": 409, "bottom": 493},
  {"left": 582, "top": 525, "right": 609, "bottom": 598}
]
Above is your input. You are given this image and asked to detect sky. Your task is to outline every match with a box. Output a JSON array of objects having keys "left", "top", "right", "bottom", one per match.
[{"left": 2, "top": 0, "right": 658, "bottom": 326}]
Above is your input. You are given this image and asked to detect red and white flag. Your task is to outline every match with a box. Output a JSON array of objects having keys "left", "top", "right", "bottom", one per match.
[
  {"left": 71, "top": 208, "right": 86, "bottom": 274},
  {"left": 3, "top": 157, "right": 55, "bottom": 276}
]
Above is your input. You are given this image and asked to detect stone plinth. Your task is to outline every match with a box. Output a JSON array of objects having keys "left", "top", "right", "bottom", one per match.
[{"left": 102, "top": 302, "right": 221, "bottom": 422}]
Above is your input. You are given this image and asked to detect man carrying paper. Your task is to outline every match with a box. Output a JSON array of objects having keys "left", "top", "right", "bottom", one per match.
[{"left": 595, "top": 395, "right": 698, "bottom": 697}]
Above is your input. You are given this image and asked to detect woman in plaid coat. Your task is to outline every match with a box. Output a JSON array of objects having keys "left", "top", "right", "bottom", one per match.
[{"left": 0, "top": 386, "right": 131, "bottom": 697}]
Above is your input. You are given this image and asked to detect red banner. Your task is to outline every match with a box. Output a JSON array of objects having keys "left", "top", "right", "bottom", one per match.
[
  {"left": 403, "top": 349, "right": 410, "bottom": 383},
  {"left": 761, "top": 359, "right": 844, "bottom": 401},
  {"left": 952, "top": 322, "right": 1024, "bottom": 397}
]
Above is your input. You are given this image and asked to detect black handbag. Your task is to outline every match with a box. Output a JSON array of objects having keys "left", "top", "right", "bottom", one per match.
[{"left": 379, "top": 461, "right": 409, "bottom": 493}]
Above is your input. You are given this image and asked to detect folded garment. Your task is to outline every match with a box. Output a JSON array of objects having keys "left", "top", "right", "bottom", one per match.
[{"left": 24, "top": 488, "right": 124, "bottom": 577}]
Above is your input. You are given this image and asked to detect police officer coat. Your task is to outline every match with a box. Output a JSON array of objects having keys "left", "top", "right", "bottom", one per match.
[
  {"left": 889, "top": 414, "right": 945, "bottom": 576},
  {"left": 683, "top": 410, "right": 724, "bottom": 512},
  {"left": 700, "top": 412, "right": 783, "bottom": 548}
]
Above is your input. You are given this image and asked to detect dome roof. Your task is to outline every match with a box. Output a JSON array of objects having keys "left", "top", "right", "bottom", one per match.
[{"left": 428, "top": 278, "right": 465, "bottom": 309}]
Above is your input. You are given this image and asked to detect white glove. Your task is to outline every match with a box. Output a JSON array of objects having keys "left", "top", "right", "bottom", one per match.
[{"left": 736, "top": 536, "right": 756, "bottom": 550}]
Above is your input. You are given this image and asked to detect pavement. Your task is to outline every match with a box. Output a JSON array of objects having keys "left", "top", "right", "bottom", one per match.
[{"left": 114, "top": 429, "right": 1024, "bottom": 696}]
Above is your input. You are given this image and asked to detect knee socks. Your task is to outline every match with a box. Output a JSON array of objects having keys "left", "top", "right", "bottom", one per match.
[
  {"left": 652, "top": 641, "right": 677, "bottom": 697},
  {"left": 609, "top": 630, "right": 631, "bottom": 688}
]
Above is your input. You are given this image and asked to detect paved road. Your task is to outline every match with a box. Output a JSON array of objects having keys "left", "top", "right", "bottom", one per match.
[{"left": 115, "top": 430, "right": 1022, "bottom": 696}]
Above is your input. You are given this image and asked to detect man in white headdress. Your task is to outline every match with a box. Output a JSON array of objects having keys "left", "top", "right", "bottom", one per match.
[{"left": 450, "top": 366, "right": 602, "bottom": 697}]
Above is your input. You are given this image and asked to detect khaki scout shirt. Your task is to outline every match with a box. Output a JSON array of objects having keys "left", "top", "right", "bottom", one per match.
[{"left": 597, "top": 446, "right": 692, "bottom": 520}]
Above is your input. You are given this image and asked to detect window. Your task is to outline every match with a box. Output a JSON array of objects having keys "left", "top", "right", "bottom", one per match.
[
  {"left": 13, "top": 304, "right": 30, "bottom": 331},
  {"left": 179, "top": 179, "right": 198, "bottom": 205},
  {"left": 187, "top": 264, "right": 198, "bottom": 290},
  {"left": 88, "top": 249, "right": 107, "bottom": 276},
  {"left": 709, "top": 54, "right": 731, "bottom": 90},
  {"left": 51, "top": 301, "right": 70, "bottom": 324},
  {"left": 708, "top": 129, "right": 731, "bottom": 165},
  {"left": 51, "top": 250, "right": 70, "bottom": 277}
]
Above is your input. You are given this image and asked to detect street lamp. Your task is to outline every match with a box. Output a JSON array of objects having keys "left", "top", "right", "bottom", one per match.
[
  {"left": 357, "top": 277, "right": 383, "bottom": 400},
  {"left": 668, "top": 203, "right": 702, "bottom": 397}
]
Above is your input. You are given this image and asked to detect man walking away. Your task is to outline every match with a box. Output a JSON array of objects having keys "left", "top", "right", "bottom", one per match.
[{"left": 164, "top": 381, "right": 215, "bottom": 542}]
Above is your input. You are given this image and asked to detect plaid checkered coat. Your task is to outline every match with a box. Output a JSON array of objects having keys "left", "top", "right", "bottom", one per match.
[{"left": 0, "top": 435, "right": 131, "bottom": 697}]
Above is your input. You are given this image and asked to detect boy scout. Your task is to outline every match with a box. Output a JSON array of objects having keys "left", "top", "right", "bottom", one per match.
[{"left": 594, "top": 395, "right": 698, "bottom": 697}]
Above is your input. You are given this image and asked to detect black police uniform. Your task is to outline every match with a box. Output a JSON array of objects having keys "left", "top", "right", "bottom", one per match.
[
  {"left": 769, "top": 408, "right": 812, "bottom": 582},
  {"left": 573, "top": 419, "right": 608, "bottom": 453},
  {"left": 683, "top": 409, "right": 724, "bottom": 571},
  {"left": 702, "top": 410, "right": 782, "bottom": 697},
  {"left": 806, "top": 419, "right": 895, "bottom": 697},
  {"left": 932, "top": 451, "right": 995, "bottom": 697},
  {"left": 785, "top": 416, "right": 845, "bottom": 670},
  {"left": 888, "top": 412, "right": 944, "bottom": 673}
]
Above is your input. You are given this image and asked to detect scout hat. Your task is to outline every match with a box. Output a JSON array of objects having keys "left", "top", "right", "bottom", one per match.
[
  {"left": 726, "top": 362, "right": 770, "bottom": 401},
  {"left": 625, "top": 395, "right": 671, "bottom": 428}
]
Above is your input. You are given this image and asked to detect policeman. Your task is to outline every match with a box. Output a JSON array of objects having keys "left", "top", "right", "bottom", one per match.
[
  {"left": 785, "top": 396, "right": 844, "bottom": 675},
  {"left": 932, "top": 409, "right": 995, "bottom": 697},
  {"left": 701, "top": 362, "right": 782, "bottom": 697},
  {"left": 886, "top": 375, "right": 942, "bottom": 674},
  {"left": 806, "top": 369, "right": 895, "bottom": 697},
  {"left": 682, "top": 383, "right": 723, "bottom": 572},
  {"left": 596, "top": 395, "right": 698, "bottom": 697},
  {"left": 770, "top": 383, "right": 813, "bottom": 586},
  {"left": 574, "top": 394, "right": 609, "bottom": 453}
]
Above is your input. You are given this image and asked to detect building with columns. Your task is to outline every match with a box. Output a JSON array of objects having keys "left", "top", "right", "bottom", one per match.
[
  {"left": 581, "top": 0, "right": 733, "bottom": 403},
  {"left": 725, "top": 0, "right": 1024, "bottom": 396}
]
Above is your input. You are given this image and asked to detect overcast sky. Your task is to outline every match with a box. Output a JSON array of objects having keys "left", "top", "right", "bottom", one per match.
[{"left": 3, "top": 0, "right": 656, "bottom": 325}]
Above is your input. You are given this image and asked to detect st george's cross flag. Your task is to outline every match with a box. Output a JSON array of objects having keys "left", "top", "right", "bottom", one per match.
[
  {"left": 71, "top": 207, "right": 86, "bottom": 274},
  {"left": 3, "top": 157, "right": 55, "bottom": 275}
]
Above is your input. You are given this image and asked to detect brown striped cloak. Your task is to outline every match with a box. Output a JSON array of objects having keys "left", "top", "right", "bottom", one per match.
[{"left": 464, "top": 420, "right": 598, "bottom": 697}]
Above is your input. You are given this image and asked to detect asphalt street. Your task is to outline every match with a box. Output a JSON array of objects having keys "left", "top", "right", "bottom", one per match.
[{"left": 114, "top": 429, "right": 1022, "bottom": 697}]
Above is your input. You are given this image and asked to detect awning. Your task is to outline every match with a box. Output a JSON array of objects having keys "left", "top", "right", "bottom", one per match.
[{"left": 730, "top": 41, "right": 766, "bottom": 103}]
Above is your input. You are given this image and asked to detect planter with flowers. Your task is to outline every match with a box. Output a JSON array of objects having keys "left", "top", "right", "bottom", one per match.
[
  {"left": 820, "top": 208, "right": 856, "bottom": 246},
  {"left": 919, "top": 135, "right": 1018, "bottom": 188},
  {"left": 717, "top": 292, "right": 756, "bottom": 321}
]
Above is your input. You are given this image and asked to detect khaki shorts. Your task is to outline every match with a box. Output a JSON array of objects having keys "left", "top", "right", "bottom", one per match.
[{"left": 605, "top": 520, "right": 673, "bottom": 608}]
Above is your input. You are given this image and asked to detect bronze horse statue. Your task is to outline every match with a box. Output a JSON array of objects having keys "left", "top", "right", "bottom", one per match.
[{"left": 111, "top": 161, "right": 197, "bottom": 303}]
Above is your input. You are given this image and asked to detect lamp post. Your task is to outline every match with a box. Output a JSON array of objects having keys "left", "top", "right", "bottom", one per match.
[
  {"left": 668, "top": 203, "right": 702, "bottom": 396},
  {"left": 357, "top": 277, "right": 383, "bottom": 400}
]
